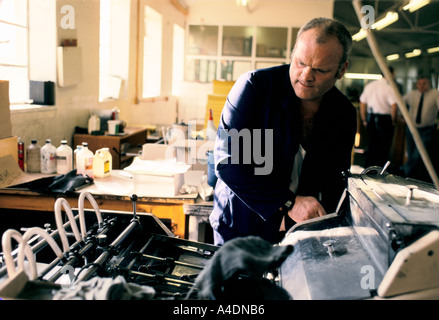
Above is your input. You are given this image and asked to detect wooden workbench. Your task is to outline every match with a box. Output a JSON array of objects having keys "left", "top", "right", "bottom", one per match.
[{"left": 0, "top": 171, "right": 198, "bottom": 239}]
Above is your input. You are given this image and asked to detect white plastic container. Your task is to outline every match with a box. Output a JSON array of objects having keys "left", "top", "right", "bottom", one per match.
[
  {"left": 93, "top": 148, "right": 112, "bottom": 178},
  {"left": 88, "top": 114, "right": 101, "bottom": 134},
  {"left": 56, "top": 140, "right": 73, "bottom": 175},
  {"left": 73, "top": 145, "right": 82, "bottom": 169},
  {"left": 26, "top": 139, "right": 41, "bottom": 173},
  {"left": 76, "top": 142, "right": 94, "bottom": 178},
  {"left": 40, "top": 139, "right": 57, "bottom": 174}
]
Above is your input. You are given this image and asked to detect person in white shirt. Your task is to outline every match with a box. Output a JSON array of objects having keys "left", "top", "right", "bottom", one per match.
[
  {"left": 402, "top": 76, "right": 439, "bottom": 179},
  {"left": 360, "top": 67, "right": 398, "bottom": 168}
]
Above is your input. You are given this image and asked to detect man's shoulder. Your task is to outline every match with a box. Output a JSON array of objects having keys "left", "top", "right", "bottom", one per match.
[
  {"left": 245, "top": 64, "right": 289, "bottom": 79},
  {"left": 237, "top": 64, "right": 290, "bottom": 92}
]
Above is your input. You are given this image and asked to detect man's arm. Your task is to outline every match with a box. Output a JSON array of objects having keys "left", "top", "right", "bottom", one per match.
[{"left": 360, "top": 102, "right": 368, "bottom": 127}]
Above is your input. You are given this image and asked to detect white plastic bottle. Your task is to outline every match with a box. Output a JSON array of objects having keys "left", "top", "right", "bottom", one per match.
[
  {"left": 76, "top": 142, "right": 94, "bottom": 178},
  {"left": 40, "top": 139, "right": 57, "bottom": 174},
  {"left": 26, "top": 139, "right": 41, "bottom": 173},
  {"left": 93, "top": 148, "right": 112, "bottom": 178},
  {"left": 88, "top": 114, "right": 101, "bottom": 134},
  {"left": 206, "top": 108, "right": 217, "bottom": 141},
  {"left": 56, "top": 140, "right": 73, "bottom": 174},
  {"left": 73, "top": 145, "right": 82, "bottom": 169}
]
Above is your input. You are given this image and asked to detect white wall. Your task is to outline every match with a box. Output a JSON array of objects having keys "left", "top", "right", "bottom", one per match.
[
  {"left": 178, "top": 0, "right": 334, "bottom": 125},
  {"left": 10, "top": 0, "right": 334, "bottom": 150}
]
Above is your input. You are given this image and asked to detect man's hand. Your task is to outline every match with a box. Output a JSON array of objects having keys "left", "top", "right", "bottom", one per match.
[{"left": 287, "top": 195, "right": 326, "bottom": 223}]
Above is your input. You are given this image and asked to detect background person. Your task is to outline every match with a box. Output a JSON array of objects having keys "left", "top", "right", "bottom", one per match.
[
  {"left": 402, "top": 75, "right": 439, "bottom": 180},
  {"left": 359, "top": 67, "right": 398, "bottom": 168}
]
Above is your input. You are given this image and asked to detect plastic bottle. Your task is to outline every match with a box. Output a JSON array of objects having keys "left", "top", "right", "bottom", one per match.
[
  {"left": 17, "top": 137, "right": 25, "bottom": 171},
  {"left": 26, "top": 139, "right": 41, "bottom": 173},
  {"left": 56, "top": 140, "right": 73, "bottom": 175},
  {"left": 73, "top": 145, "right": 82, "bottom": 169},
  {"left": 88, "top": 114, "right": 101, "bottom": 134},
  {"left": 76, "top": 142, "right": 94, "bottom": 178},
  {"left": 40, "top": 139, "right": 57, "bottom": 174},
  {"left": 206, "top": 109, "right": 217, "bottom": 141},
  {"left": 93, "top": 148, "right": 112, "bottom": 178}
]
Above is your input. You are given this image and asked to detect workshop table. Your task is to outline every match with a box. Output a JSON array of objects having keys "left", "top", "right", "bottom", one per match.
[{"left": 0, "top": 170, "right": 199, "bottom": 239}]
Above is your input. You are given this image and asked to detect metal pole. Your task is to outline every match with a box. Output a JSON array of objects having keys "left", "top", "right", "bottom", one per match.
[{"left": 352, "top": 0, "right": 439, "bottom": 189}]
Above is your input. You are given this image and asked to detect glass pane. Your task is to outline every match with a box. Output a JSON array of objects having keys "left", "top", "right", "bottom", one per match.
[
  {"left": 256, "top": 26, "right": 287, "bottom": 58},
  {"left": 221, "top": 60, "right": 252, "bottom": 81},
  {"left": 188, "top": 25, "right": 218, "bottom": 55},
  {"left": 290, "top": 27, "right": 299, "bottom": 53},
  {"left": 143, "top": 6, "right": 162, "bottom": 98},
  {"left": 172, "top": 24, "right": 185, "bottom": 95},
  {"left": 185, "top": 58, "right": 216, "bottom": 83},
  {"left": 0, "top": 0, "right": 27, "bottom": 26},
  {"left": 0, "top": 66, "right": 29, "bottom": 103},
  {"left": 222, "top": 26, "right": 253, "bottom": 57},
  {"left": 0, "top": 22, "right": 28, "bottom": 66}
]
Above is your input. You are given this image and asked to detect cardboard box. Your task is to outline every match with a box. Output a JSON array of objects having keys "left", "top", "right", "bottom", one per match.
[
  {"left": 0, "top": 80, "right": 12, "bottom": 139},
  {"left": 0, "top": 136, "right": 18, "bottom": 163}
]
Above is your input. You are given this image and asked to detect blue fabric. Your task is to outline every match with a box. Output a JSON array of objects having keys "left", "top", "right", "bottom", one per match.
[{"left": 210, "top": 64, "right": 357, "bottom": 245}]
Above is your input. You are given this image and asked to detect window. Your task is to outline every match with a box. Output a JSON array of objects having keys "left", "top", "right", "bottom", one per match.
[
  {"left": 99, "top": 0, "right": 130, "bottom": 101},
  {"left": 0, "top": 0, "right": 29, "bottom": 104},
  {"left": 186, "top": 25, "right": 292, "bottom": 82},
  {"left": 142, "top": 6, "right": 162, "bottom": 98},
  {"left": 172, "top": 24, "right": 185, "bottom": 96}
]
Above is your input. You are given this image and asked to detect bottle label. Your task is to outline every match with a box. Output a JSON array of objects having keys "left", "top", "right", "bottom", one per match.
[
  {"left": 84, "top": 158, "right": 93, "bottom": 171},
  {"left": 104, "top": 160, "right": 110, "bottom": 174}
]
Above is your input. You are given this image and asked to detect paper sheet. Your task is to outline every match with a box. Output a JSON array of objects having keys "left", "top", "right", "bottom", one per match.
[{"left": 0, "top": 155, "right": 44, "bottom": 188}]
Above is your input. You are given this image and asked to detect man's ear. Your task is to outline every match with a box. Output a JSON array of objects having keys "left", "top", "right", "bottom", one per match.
[{"left": 337, "top": 61, "right": 349, "bottom": 79}]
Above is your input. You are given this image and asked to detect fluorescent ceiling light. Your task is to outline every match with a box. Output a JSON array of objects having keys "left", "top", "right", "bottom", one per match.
[
  {"left": 353, "top": 11, "right": 399, "bottom": 41},
  {"left": 344, "top": 73, "right": 383, "bottom": 80},
  {"left": 372, "top": 11, "right": 399, "bottom": 30},
  {"left": 352, "top": 29, "right": 367, "bottom": 42},
  {"left": 427, "top": 46, "right": 439, "bottom": 54},
  {"left": 236, "top": 0, "right": 249, "bottom": 6},
  {"left": 386, "top": 54, "right": 400, "bottom": 61},
  {"left": 405, "top": 49, "right": 422, "bottom": 58},
  {"left": 403, "top": 0, "right": 430, "bottom": 12}
]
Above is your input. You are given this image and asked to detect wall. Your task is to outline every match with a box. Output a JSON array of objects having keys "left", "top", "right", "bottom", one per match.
[
  {"left": 10, "top": 0, "right": 186, "bottom": 151},
  {"left": 178, "top": 0, "right": 334, "bottom": 125},
  {"left": 11, "top": 0, "right": 102, "bottom": 149},
  {"left": 10, "top": 0, "right": 334, "bottom": 151}
]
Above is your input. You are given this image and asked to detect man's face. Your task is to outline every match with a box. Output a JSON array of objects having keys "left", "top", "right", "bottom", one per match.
[
  {"left": 289, "top": 29, "right": 348, "bottom": 102},
  {"left": 416, "top": 78, "right": 430, "bottom": 94}
]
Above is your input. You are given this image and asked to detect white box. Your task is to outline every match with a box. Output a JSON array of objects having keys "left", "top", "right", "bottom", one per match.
[{"left": 124, "top": 158, "right": 190, "bottom": 197}]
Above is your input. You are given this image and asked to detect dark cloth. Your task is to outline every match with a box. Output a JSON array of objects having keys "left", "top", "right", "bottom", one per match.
[
  {"left": 10, "top": 169, "right": 93, "bottom": 194},
  {"left": 210, "top": 64, "right": 357, "bottom": 245},
  {"left": 403, "top": 124, "right": 436, "bottom": 179},
  {"left": 188, "top": 236, "right": 293, "bottom": 300},
  {"left": 365, "top": 113, "right": 394, "bottom": 167}
]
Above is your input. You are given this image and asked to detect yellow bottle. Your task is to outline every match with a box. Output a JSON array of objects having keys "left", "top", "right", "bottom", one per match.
[{"left": 93, "top": 148, "right": 112, "bottom": 178}]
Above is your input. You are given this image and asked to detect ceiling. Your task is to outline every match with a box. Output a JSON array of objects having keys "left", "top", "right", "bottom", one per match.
[
  {"left": 183, "top": 0, "right": 439, "bottom": 61},
  {"left": 333, "top": 0, "right": 439, "bottom": 59}
]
